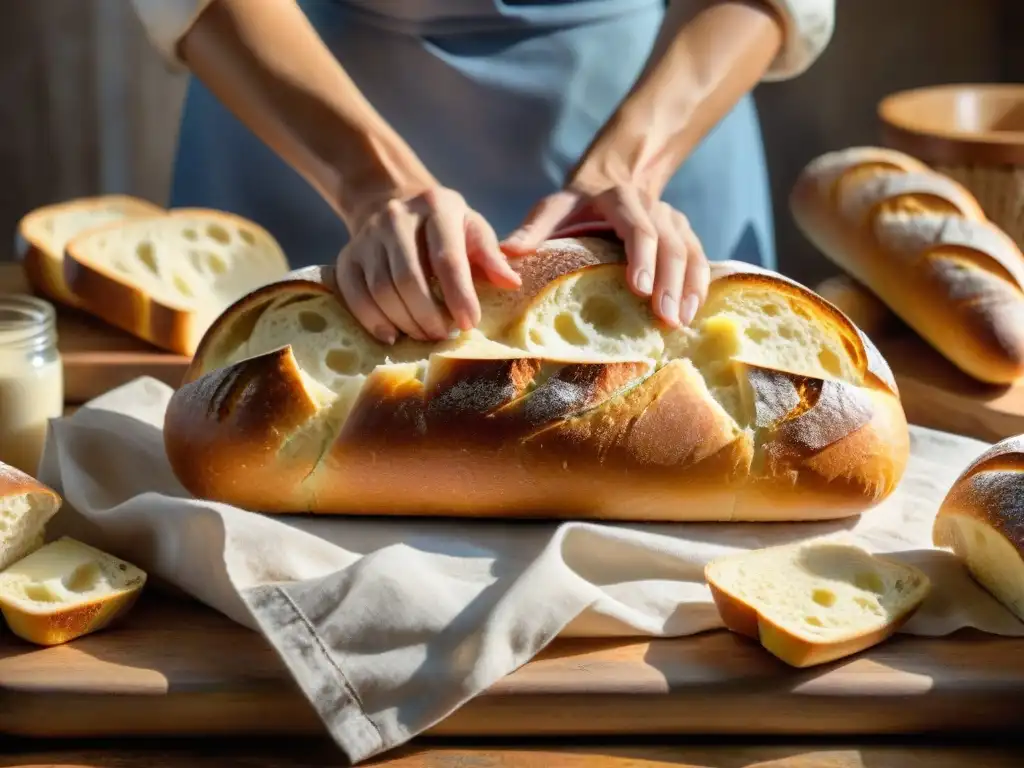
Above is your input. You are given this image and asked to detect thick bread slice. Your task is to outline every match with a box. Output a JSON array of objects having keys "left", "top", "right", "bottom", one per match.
[
  {"left": 933, "top": 435, "right": 1024, "bottom": 622},
  {"left": 0, "top": 536, "right": 147, "bottom": 646},
  {"left": 0, "top": 463, "right": 62, "bottom": 572},
  {"left": 164, "top": 237, "right": 909, "bottom": 521},
  {"left": 16, "top": 195, "right": 165, "bottom": 308},
  {"left": 791, "top": 146, "right": 1024, "bottom": 384},
  {"left": 706, "top": 540, "right": 931, "bottom": 667},
  {"left": 64, "top": 209, "right": 290, "bottom": 356}
]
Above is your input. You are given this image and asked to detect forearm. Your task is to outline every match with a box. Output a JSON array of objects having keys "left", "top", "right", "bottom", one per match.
[
  {"left": 178, "top": 0, "right": 434, "bottom": 228},
  {"left": 571, "top": 1, "right": 784, "bottom": 197}
]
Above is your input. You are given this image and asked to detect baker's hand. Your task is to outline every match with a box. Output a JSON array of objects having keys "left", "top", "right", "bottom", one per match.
[
  {"left": 502, "top": 185, "right": 710, "bottom": 328},
  {"left": 337, "top": 187, "right": 522, "bottom": 344}
]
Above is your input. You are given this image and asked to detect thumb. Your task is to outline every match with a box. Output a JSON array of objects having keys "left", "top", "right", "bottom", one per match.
[{"left": 501, "top": 191, "right": 580, "bottom": 255}]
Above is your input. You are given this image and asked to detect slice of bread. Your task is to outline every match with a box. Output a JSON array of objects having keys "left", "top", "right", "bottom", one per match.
[
  {"left": 705, "top": 539, "right": 931, "bottom": 667},
  {"left": 0, "top": 464, "right": 62, "bottom": 572},
  {"left": 64, "top": 208, "right": 291, "bottom": 356},
  {"left": 0, "top": 536, "right": 147, "bottom": 646},
  {"left": 16, "top": 195, "right": 166, "bottom": 308}
]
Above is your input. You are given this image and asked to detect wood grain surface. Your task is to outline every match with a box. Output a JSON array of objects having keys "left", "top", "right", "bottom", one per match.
[
  {"left": 2, "top": 592, "right": 1024, "bottom": 741},
  {"left": 3, "top": 738, "right": 1023, "bottom": 768},
  {"left": 0, "top": 264, "right": 188, "bottom": 403}
]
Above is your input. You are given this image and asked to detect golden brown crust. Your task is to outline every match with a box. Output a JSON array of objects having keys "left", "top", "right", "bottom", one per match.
[
  {"left": 0, "top": 462, "right": 62, "bottom": 508},
  {"left": 791, "top": 146, "right": 1024, "bottom": 385},
  {"left": 165, "top": 238, "right": 909, "bottom": 522},
  {"left": 1, "top": 586, "right": 144, "bottom": 647}
]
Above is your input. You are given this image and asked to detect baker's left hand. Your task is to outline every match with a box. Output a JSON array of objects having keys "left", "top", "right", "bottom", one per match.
[{"left": 501, "top": 184, "right": 710, "bottom": 328}]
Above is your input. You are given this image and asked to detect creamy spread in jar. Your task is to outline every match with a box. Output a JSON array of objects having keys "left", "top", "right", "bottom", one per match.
[{"left": 0, "top": 295, "right": 63, "bottom": 475}]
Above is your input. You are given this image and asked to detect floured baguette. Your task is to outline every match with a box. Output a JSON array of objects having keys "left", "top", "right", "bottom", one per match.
[
  {"left": 16, "top": 195, "right": 165, "bottom": 308},
  {"left": 933, "top": 435, "right": 1024, "bottom": 623},
  {"left": 791, "top": 146, "right": 1024, "bottom": 385},
  {"left": 0, "top": 463, "right": 61, "bottom": 572},
  {"left": 164, "top": 237, "right": 910, "bottom": 522},
  {"left": 0, "top": 536, "right": 147, "bottom": 646},
  {"left": 64, "top": 209, "right": 290, "bottom": 355},
  {"left": 706, "top": 540, "right": 931, "bottom": 667}
]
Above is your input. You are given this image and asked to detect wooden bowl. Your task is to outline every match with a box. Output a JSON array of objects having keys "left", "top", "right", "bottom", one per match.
[{"left": 879, "top": 83, "right": 1024, "bottom": 166}]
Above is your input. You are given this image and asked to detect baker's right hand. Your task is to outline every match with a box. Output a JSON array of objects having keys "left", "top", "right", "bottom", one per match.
[{"left": 336, "top": 187, "right": 522, "bottom": 345}]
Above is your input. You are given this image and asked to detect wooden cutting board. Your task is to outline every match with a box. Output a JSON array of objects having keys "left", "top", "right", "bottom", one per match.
[
  {"left": 0, "top": 263, "right": 189, "bottom": 404},
  {"left": 2, "top": 591, "right": 1024, "bottom": 739}
]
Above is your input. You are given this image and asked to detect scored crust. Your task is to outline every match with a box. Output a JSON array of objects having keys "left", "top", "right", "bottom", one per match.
[
  {"left": 165, "top": 237, "right": 909, "bottom": 522},
  {"left": 791, "top": 146, "right": 1024, "bottom": 385}
]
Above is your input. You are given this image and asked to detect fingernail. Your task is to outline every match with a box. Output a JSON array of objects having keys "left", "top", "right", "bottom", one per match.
[
  {"left": 680, "top": 294, "right": 699, "bottom": 326},
  {"left": 659, "top": 293, "right": 679, "bottom": 325},
  {"left": 635, "top": 270, "right": 653, "bottom": 295},
  {"left": 377, "top": 328, "right": 397, "bottom": 345},
  {"left": 503, "top": 230, "right": 526, "bottom": 246}
]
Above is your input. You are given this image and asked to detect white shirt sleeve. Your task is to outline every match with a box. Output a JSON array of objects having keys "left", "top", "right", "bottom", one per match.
[
  {"left": 760, "top": 0, "right": 836, "bottom": 81},
  {"left": 129, "top": 0, "right": 215, "bottom": 69}
]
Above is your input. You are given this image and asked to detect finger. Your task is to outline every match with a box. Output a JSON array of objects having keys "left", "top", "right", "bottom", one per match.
[
  {"left": 593, "top": 187, "right": 658, "bottom": 298},
  {"left": 336, "top": 249, "right": 399, "bottom": 345},
  {"left": 361, "top": 240, "right": 429, "bottom": 341},
  {"left": 382, "top": 204, "right": 451, "bottom": 340},
  {"left": 649, "top": 206, "right": 690, "bottom": 329},
  {"left": 501, "top": 191, "right": 580, "bottom": 254},
  {"left": 466, "top": 212, "right": 522, "bottom": 289},
  {"left": 677, "top": 215, "right": 709, "bottom": 326},
  {"left": 424, "top": 205, "right": 480, "bottom": 330}
]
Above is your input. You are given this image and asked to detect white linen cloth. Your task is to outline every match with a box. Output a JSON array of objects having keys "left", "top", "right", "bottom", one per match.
[{"left": 40, "top": 377, "right": 1024, "bottom": 763}]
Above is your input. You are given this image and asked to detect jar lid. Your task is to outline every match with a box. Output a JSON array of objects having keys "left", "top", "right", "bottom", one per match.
[{"left": 0, "top": 294, "right": 57, "bottom": 349}]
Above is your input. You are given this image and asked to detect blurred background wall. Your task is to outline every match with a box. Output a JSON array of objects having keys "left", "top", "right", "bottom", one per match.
[{"left": 0, "top": 0, "right": 1016, "bottom": 286}]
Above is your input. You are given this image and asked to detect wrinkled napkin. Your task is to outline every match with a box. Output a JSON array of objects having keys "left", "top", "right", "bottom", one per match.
[{"left": 40, "top": 377, "right": 1024, "bottom": 763}]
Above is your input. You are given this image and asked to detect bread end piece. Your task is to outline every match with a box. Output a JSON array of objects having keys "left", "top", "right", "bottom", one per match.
[
  {"left": 933, "top": 435, "right": 1024, "bottom": 623},
  {"left": 0, "top": 537, "right": 147, "bottom": 646},
  {"left": 705, "top": 539, "right": 931, "bottom": 668},
  {"left": 0, "top": 463, "right": 62, "bottom": 573}
]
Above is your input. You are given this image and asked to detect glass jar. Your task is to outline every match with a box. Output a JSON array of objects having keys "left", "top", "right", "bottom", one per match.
[{"left": 0, "top": 295, "right": 64, "bottom": 476}]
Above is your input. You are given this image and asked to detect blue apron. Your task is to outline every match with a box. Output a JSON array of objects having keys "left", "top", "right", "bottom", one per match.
[{"left": 170, "top": 0, "right": 776, "bottom": 270}]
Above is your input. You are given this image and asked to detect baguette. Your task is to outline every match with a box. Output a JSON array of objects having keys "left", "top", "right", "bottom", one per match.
[
  {"left": 15, "top": 195, "right": 165, "bottom": 308},
  {"left": 164, "top": 236, "right": 909, "bottom": 522},
  {"left": 0, "top": 463, "right": 61, "bottom": 572},
  {"left": 0, "top": 536, "right": 147, "bottom": 646},
  {"left": 933, "top": 435, "right": 1024, "bottom": 623},
  {"left": 706, "top": 539, "right": 931, "bottom": 667},
  {"left": 813, "top": 275, "right": 893, "bottom": 340},
  {"left": 63, "top": 209, "right": 290, "bottom": 355},
  {"left": 791, "top": 146, "right": 1024, "bottom": 385}
]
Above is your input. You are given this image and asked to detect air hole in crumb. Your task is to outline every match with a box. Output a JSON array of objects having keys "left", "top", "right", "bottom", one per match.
[
  {"left": 554, "top": 313, "right": 589, "bottom": 346},
  {"left": 64, "top": 562, "right": 103, "bottom": 593},
  {"left": 818, "top": 348, "right": 842, "bottom": 377},
  {"left": 762, "top": 303, "right": 780, "bottom": 317},
  {"left": 325, "top": 348, "right": 360, "bottom": 375},
  {"left": 854, "top": 596, "right": 882, "bottom": 614},
  {"left": 182, "top": 228, "right": 199, "bottom": 242},
  {"left": 804, "top": 616, "right": 825, "bottom": 627},
  {"left": 529, "top": 329, "right": 545, "bottom": 346},
  {"left": 854, "top": 571, "right": 885, "bottom": 594},
  {"left": 205, "top": 252, "right": 228, "bottom": 274},
  {"left": 299, "top": 311, "right": 327, "bottom": 333},
  {"left": 238, "top": 229, "right": 256, "bottom": 245},
  {"left": 136, "top": 241, "right": 158, "bottom": 273},
  {"left": 580, "top": 297, "right": 622, "bottom": 334},
  {"left": 206, "top": 224, "right": 231, "bottom": 245},
  {"left": 744, "top": 326, "right": 770, "bottom": 343},
  {"left": 812, "top": 588, "right": 837, "bottom": 607},
  {"left": 23, "top": 583, "right": 61, "bottom": 603},
  {"left": 173, "top": 274, "right": 194, "bottom": 297}
]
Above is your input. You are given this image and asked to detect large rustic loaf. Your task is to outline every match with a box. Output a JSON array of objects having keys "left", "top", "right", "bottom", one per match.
[
  {"left": 15, "top": 195, "right": 165, "bottom": 309},
  {"left": 933, "top": 435, "right": 1024, "bottom": 623},
  {"left": 706, "top": 539, "right": 931, "bottom": 667},
  {"left": 164, "top": 236, "right": 910, "bottom": 522},
  {"left": 791, "top": 146, "right": 1024, "bottom": 385},
  {"left": 63, "top": 209, "right": 291, "bottom": 356}
]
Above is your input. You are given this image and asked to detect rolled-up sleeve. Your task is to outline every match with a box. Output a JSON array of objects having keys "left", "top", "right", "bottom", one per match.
[
  {"left": 130, "top": 0, "right": 216, "bottom": 69},
  {"left": 760, "top": 0, "right": 835, "bottom": 81}
]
